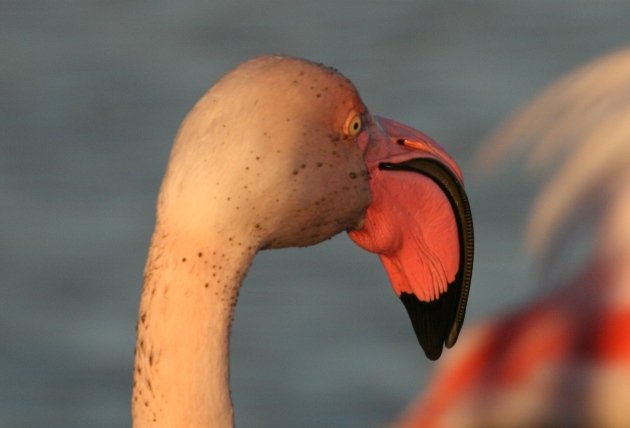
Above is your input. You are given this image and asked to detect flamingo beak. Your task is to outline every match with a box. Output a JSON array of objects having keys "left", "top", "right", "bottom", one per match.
[{"left": 349, "top": 115, "right": 474, "bottom": 360}]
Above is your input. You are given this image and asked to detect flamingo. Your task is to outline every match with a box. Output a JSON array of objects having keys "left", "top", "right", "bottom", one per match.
[
  {"left": 392, "top": 48, "right": 630, "bottom": 428},
  {"left": 131, "top": 55, "right": 474, "bottom": 427}
]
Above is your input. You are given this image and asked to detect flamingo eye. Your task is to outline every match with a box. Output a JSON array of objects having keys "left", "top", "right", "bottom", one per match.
[{"left": 344, "top": 112, "right": 363, "bottom": 137}]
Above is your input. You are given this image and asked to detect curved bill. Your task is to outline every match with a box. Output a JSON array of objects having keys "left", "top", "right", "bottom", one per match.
[{"left": 349, "top": 116, "right": 474, "bottom": 360}]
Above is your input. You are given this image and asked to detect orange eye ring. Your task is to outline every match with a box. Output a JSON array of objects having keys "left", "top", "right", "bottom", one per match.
[{"left": 344, "top": 112, "right": 363, "bottom": 137}]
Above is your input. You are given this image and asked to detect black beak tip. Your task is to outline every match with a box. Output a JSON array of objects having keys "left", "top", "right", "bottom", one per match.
[{"left": 400, "top": 288, "right": 462, "bottom": 362}]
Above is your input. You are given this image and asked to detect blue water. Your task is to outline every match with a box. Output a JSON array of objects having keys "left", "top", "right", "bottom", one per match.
[{"left": 2, "top": 1, "right": 629, "bottom": 427}]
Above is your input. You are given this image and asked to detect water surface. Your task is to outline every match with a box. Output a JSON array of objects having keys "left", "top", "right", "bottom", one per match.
[{"left": 2, "top": 2, "right": 629, "bottom": 426}]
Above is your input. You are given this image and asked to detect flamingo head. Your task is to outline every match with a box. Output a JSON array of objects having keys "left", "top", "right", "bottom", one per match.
[{"left": 160, "top": 56, "right": 473, "bottom": 360}]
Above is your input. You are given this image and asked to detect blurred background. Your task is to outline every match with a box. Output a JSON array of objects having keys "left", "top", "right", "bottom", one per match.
[{"left": 2, "top": 1, "right": 630, "bottom": 427}]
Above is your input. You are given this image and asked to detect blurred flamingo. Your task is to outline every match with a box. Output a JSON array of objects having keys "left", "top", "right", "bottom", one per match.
[
  {"left": 131, "top": 56, "right": 474, "bottom": 427},
  {"left": 392, "top": 48, "right": 630, "bottom": 428}
]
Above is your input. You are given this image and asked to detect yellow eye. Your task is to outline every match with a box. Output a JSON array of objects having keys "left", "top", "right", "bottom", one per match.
[{"left": 345, "top": 112, "right": 363, "bottom": 137}]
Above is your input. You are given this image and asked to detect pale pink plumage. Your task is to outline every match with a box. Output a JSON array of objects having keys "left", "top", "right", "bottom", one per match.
[{"left": 393, "top": 47, "right": 630, "bottom": 428}]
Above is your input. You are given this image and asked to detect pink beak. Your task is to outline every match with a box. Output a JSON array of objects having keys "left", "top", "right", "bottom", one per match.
[{"left": 349, "top": 115, "right": 474, "bottom": 360}]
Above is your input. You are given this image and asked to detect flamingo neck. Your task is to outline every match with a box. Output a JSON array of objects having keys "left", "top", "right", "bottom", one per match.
[
  {"left": 597, "top": 179, "right": 630, "bottom": 310},
  {"left": 132, "top": 227, "right": 255, "bottom": 427}
]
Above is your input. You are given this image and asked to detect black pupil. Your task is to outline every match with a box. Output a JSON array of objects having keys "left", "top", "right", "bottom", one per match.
[{"left": 353, "top": 120, "right": 359, "bottom": 130}]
